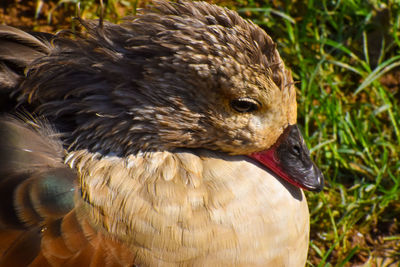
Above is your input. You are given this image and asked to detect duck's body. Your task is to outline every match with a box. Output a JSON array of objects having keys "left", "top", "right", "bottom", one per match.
[
  {"left": 0, "top": 128, "right": 309, "bottom": 266},
  {"left": 0, "top": 1, "right": 322, "bottom": 266}
]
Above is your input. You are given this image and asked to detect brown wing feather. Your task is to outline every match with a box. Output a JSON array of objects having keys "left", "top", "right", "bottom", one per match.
[
  {"left": 29, "top": 251, "right": 52, "bottom": 267},
  {"left": 0, "top": 25, "right": 50, "bottom": 79},
  {"left": 0, "top": 25, "right": 52, "bottom": 113},
  {"left": 0, "top": 228, "right": 41, "bottom": 266}
]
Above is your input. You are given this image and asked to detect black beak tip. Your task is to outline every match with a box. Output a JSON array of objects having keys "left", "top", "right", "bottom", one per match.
[{"left": 305, "top": 168, "right": 324, "bottom": 192}]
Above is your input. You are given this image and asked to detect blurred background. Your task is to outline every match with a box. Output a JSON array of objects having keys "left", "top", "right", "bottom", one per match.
[{"left": 1, "top": 0, "right": 399, "bottom": 265}]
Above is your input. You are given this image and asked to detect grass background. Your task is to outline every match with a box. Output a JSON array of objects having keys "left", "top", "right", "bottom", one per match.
[{"left": 1, "top": 0, "right": 399, "bottom": 265}]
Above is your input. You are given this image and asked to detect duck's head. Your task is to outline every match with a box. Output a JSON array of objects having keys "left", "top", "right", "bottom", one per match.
[{"left": 20, "top": 0, "right": 323, "bottom": 192}]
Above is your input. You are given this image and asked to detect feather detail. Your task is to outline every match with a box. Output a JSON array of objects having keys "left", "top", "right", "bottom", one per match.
[
  {"left": 0, "top": 25, "right": 52, "bottom": 111},
  {"left": 0, "top": 228, "right": 41, "bottom": 267}
]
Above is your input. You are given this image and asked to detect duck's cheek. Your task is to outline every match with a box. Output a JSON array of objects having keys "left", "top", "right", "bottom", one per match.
[
  {"left": 248, "top": 116, "right": 264, "bottom": 132},
  {"left": 248, "top": 115, "right": 287, "bottom": 149}
]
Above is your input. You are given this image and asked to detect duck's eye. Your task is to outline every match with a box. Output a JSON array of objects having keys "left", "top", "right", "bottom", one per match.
[{"left": 231, "top": 98, "right": 260, "bottom": 113}]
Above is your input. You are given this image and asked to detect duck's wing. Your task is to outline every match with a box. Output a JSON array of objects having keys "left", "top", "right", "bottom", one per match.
[
  {"left": 0, "top": 25, "right": 52, "bottom": 112},
  {"left": 0, "top": 117, "right": 73, "bottom": 266},
  {"left": 0, "top": 118, "right": 134, "bottom": 267},
  {"left": 0, "top": 25, "right": 51, "bottom": 90}
]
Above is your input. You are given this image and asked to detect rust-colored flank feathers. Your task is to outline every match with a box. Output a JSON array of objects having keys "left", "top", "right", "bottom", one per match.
[{"left": 0, "top": 1, "right": 323, "bottom": 266}]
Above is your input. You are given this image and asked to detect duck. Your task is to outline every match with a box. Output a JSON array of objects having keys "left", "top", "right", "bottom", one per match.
[{"left": 0, "top": 1, "right": 324, "bottom": 266}]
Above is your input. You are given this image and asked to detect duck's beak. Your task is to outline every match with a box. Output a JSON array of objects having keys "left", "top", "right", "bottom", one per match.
[{"left": 249, "top": 124, "right": 324, "bottom": 192}]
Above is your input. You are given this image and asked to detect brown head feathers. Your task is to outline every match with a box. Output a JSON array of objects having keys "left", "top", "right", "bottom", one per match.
[{"left": 15, "top": 0, "right": 296, "bottom": 156}]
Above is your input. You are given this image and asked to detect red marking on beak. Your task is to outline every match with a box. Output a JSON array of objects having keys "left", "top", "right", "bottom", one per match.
[{"left": 248, "top": 125, "right": 324, "bottom": 192}]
